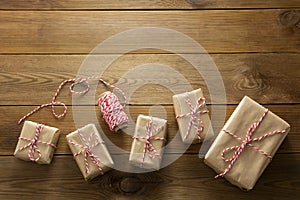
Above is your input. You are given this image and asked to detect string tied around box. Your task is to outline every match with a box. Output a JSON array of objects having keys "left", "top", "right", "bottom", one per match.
[
  {"left": 133, "top": 117, "right": 166, "bottom": 166},
  {"left": 215, "top": 109, "right": 286, "bottom": 178},
  {"left": 18, "top": 76, "right": 128, "bottom": 131},
  {"left": 176, "top": 96, "right": 208, "bottom": 142},
  {"left": 15, "top": 123, "right": 57, "bottom": 162},
  {"left": 68, "top": 129, "right": 104, "bottom": 175}
]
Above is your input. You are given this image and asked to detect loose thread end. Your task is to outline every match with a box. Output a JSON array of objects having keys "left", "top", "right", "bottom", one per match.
[
  {"left": 17, "top": 118, "right": 23, "bottom": 125},
  {"left": 214, "top": 174, "right": 223, "bottom": 179}
]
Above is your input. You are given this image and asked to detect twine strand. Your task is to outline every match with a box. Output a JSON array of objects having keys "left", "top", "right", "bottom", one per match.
[
  {"left": 18, "top": 77, "right": 127, "bottom": 131},
  {"left": 133, "top": 117, "right": 166, "bottom": 166},
  {"left": 69, "top": 129, "right": 104, "bottom": 175},
  {"left": 176, "top": 96, "right": 208, "bottom": 142},
  {"left": 16, "top": 123, "right": 57, "bottom": 162},
  {"left": 215, "top": 109, "right": 286, "bottom": 178}
]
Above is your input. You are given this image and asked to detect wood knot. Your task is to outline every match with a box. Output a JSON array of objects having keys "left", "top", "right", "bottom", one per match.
[
  {"left": 279, "top": 10, "right": 300, "bottom": 29},
  {"left": 119, "top": 176, "right": 143, "bottom": 194},
  {"left": 234, "top": 67, "right": 269, "bottom": 93}
]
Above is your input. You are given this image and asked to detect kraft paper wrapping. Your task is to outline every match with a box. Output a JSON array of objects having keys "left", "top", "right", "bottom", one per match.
[
  {"left": 66, "top": 124, "right": 114, "bottom": 181},
  {"left": 204, "top": 96, "right": 290, "bottom": 190},
  {"left": 173, "top": 88, "right": 211, "bottom": 143},
  {"left": 14, "top": 121, "right": 60, "bottom": 164},
  {"left": 129, "top": 115, "right": 167, "bottom": 170}
]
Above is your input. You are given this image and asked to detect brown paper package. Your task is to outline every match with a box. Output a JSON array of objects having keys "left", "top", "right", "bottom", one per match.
[
  {"left": 204, "top": 96, "right": 290, "bottom": 190},
  {"left": 14, "top": 121, "right": 60, "bottom": 164},
  {"left": 129, "top": 115, "right": 167, "bottom": 170},
  {"left": 66, "top": 124, "right": 114, "bottom": 181},
  {"left": 173, "top": 88, "right": 211, "bottom": 143}
]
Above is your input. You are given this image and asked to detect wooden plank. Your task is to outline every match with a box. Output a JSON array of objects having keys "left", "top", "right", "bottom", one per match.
[
  {"left": 1, "top": 105, "right": 299, "bottom": 155},
  {"left": 0, "top": 0, "right": 300, "bottom": 10},
  {"left": 0, "top": 154, "right": 299, "bottom": 199},
  {"left": 0, "top": 10, "right": 299, "bottom": 54},
  {"left": 0, "top": 54, "right": 299, "bottom": 105}
]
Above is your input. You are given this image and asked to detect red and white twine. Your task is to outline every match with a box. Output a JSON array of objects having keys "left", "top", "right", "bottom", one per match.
[
  {"left": 15, "top": 123, "right": 57, "bottom": 162},
  {"left": 98, "top": 92, "right": 128, "bottom": 131},
  {"left": 133, "top": 117, "right": 166, "bottom": 166},
  {"left": 68, "top": 129, "right": 104, "bottom": 175},
  {"left": 176, "top": 96, "right": 208, "bottom": 142},
  {"left": 97, "top": 77, "right": 128, "bottom": 131},
  {"left": 18, "top": 77, "right": 89, "bottom": 124},
  {"left": 18, "top": 77, "right": 128, "bottom": 132},
  {"left": 215, "top": 109, "right": 286, "bottom": 178}
]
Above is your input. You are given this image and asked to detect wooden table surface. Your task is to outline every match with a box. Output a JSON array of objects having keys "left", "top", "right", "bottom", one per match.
[{"left": 1, "top": 1, "right": 300, "bottom": 199}]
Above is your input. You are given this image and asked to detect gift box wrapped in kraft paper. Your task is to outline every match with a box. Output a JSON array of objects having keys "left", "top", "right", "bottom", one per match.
[
  {"left": 204, "top": 96, "right": 290, "bottom": 190},
  {"left": 14, "top": 121, "right": 60, "bottom": 164},
  {"left": 173, "top": 88, "right": 211, "bottom": 143},
  {"left": 66, "top": 124, "right": 114, "bottom": 181},
  {"left": 129, "top": 115, "right": 167, "bottom": 170}
]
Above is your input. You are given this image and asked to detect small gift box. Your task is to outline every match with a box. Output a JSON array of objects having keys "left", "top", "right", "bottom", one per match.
[
  {"left": 173, "top": 88, "right": 211, "bottom": 143},
  {"left": 204, "top": 96, "right": 290, "bottom": 190},
  {"left": 14, "top": 121, "right": 60, "bottom": 164},
  {"left": 129, "top": 115, "right": 167, "bottom": 170},
  {"left": 66, "top": 124, "right": 114, "bottom": 181}
]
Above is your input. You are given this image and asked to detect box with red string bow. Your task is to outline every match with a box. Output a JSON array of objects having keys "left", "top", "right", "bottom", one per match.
[
  {"left": 14, "top": 121, "right": 60, "bottom": 164},
  {"left": 129, "top": 115, "right": 167, "bottom": 170},
  {"left": 66, "top": 124, "right": 114, "bottom": 181},
  {"left": 204, "top": 96, "right": 290, "bottom": 190},
  {"left": 173, "top": 88, "right": 211, "bottom": 144}
]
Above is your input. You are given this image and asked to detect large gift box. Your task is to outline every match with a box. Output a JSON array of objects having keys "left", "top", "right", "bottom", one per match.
[
  {"left": 66, "top": 124, "right": 114, "bottom": 181},
  {"left": 129, "top": 115, "right": 167, "bottom": 170},
  {"left": 173, "top": 88, "right": 211, "bottom": 143},
  {"left": 14, "top": 121, "right": 60, "bottom": 164},
  {"left": 204, "top": 96, "right": 290, "bottom": 190}
]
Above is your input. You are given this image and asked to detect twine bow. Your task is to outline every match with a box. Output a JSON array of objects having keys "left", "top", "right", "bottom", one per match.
[
  {"left": 133, "top": 117, "right": 166, "bottom": 166},
  {"left": 16, "top": 123, "right": 57, "bottom": 162},
  {"left": 176, "top": 96, "right": 208, "bottom": 141},
  {"left": 69, "top": 130, "right": 104, "bottom": 175},
  {"left": 215, "top": 109, "right": 286, "bottom": 178}
]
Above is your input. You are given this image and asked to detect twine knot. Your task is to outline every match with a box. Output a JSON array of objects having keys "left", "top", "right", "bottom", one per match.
[
  {"left": 176, "top": 96, "right": 208, "bottom": 141},
  {"left": 16, "top": 123, "right": 57, "bottom": 162},
  {"left": 69, "top": 130, "right": 104, "bottom": 175},
  {"left": 133, "top": 117, "right": 166, "bottom": 165},
  {"left": 215, "top": 109, "right": 286, "bottom": 178}
]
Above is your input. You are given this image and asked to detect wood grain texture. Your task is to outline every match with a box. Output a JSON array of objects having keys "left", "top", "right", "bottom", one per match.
[
  {"left": 0, "top": 2, "right": 299, "bottom": 199},
  {"left": 1, "top": 54, "right": 299, "bottom": 105},
  {"left": 0, "top": 154, "right": 299, "bottom": 199},
  {"left": 1, "top": 105, "right": 299, "bottom": 155},
  {"left": 0, "top": 0, "right": 300, "bottom": 10},
  {"left": 0, "top": 10, "right": 299, "bottom": 54}
]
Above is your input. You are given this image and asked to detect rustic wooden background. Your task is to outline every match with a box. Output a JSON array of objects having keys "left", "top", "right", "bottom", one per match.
[{"left": 0, "top": 0, "right": 300, "bottom": 199}]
